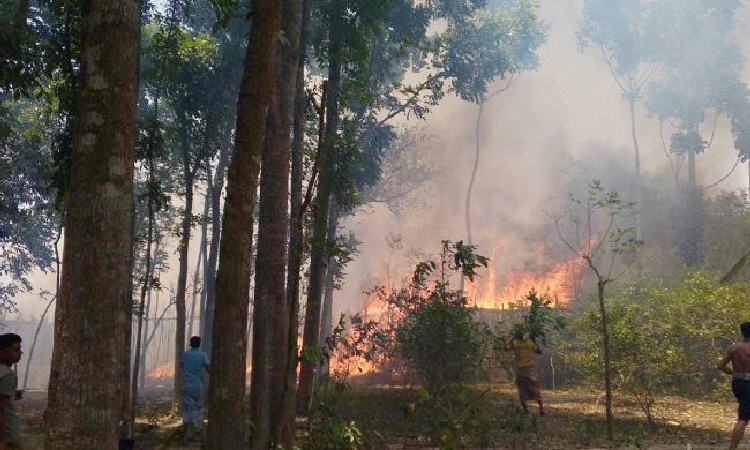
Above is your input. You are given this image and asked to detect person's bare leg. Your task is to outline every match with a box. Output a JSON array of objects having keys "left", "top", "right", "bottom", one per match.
[
  {"left": 518, "top": 388, "right": 528, "bottom": 413},
  {"left": 729, "top": 419, "right": 748, "bottom": 450}
]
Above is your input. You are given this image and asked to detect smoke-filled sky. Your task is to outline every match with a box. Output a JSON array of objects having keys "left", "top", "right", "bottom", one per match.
[
  {"left": 337, "top": 0, "right": 750, "bottom": 314},
  {"left": 11, "top": 0, "right": 750, "bottom": 321}
]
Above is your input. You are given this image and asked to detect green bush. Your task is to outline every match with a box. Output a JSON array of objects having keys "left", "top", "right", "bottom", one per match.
[{"left": 559, "top": 271, "right": 750, "bottom": 419}]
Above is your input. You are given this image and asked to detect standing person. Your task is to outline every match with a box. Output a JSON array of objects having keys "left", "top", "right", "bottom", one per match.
[
  {"left": 510, "top": 327, "right": 545, "bottom": 416},
  {"left": 181, "top": 336, "right": 209, "bottom": 440},
  {"left": 0, "top": 333, "right": 23, "bottom": 450},
  {"left": 718, "top": 322, "right": 750, "bottom": 450}
]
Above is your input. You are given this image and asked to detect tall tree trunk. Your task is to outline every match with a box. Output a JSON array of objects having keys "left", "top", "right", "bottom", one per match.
[
  {"left": 173, "top": 130, "right": 194, "bottom": 412},
  {"left": 203, "top": 142, "right": 230, "bottom": 357},
  {"left": 281, "top": 2, "right": 312, "bottom": 444},
  {"left": 131, "top": 138, "right": 157, "bottom": 428},
  {"left": 250, "top": 0, "right": 301, "bottom": 446},
  {"left": 139, "top": 267, "right": 153, "bottom": 387},
  {"left": 297, "top": 0, "right": 343, "bottom": 416},
  {"left": 44, "top": 1, "right": 139, "bottom": 448},
  {"left": 629, "top": 98, "right": 642, "bottom": 275},
  {"left": 319, "top": 198, "right": 339, "bottom": 350},
  {"left": 459, "top": 100, "right": 484, "bottom": 295},
  {"left": 465, "top": 100, "right": 484, "bottom": 248},
  {"left": 597, "top": 279, "right": 614, "bottom": 441},
  {"left": 205, "top": 0, "right": 282, "bottom": 447},
  {"left": 199, "top": 157, "right": 213, "bottom": 341},
  {"left": 140, "top": 234, "right": 161, "bottom": 386}
]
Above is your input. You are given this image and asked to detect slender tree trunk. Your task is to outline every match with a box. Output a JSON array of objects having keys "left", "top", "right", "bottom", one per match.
[
  {"left": 44, "top": 2, "right": 139, "bottom": 448},
  {"left": 688, "top": 151, "right": 696, "bottom": 187},
  {"left": 199, "top": 157, "right": 213, "bottom": 341},
  {"left": 205, "top": 0, "right": 282, "bottom": 447},
  {"left": 139, "top": 272, "right": 152, "bottom": 387},
  {"left": 281, "top": 2, "right": 312, "bottom": 443},
  {"left": 319, "top": 198, "right": 339, "bottom": 350},
  {"left": 141, "top": 235, "right": 160, "bottom": 386},
  {"left": 297, "top": 0, "right": 343, "bottom": 415},
  {"left": 250, "top": 0, "right": 301, "bottom": 446},
  {"left": 203, "top": 142, "right": 230, "bottom": 357},
  {"left": 460, "top": 100, "right": 484, "bottom": 295},
  {"left": 629, "top": 98, "right": 643, "bottom": 275},
  {"left": 465, "top": 100, "right": 484, "bottom": 248},
  {"left": 131, "top": 140, "right": 157, "bottom": 428},
  {"left": 173, "top": 130, "right": 194, "bottom": 411},
  {"left": 597, "top": 279, "right": 614, "bottom": 441}
]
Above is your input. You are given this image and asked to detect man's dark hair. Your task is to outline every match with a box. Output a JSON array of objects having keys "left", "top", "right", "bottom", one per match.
[
  {"left": 0, "top": 333, "right": 21, "bottom": 350},
  {"left": 190, "top": 336, "right": 201, "bottom": 348},
  {"left": 741, "top": 323, "right": 750, "bottom": 339}
]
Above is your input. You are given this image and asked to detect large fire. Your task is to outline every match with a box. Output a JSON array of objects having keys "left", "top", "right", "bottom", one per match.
[
  {"left": 466, "top": 241, "right": 582, "bottom": 309},
  {"left": 147, "top": 242, "right": 583, "bottom": 382}
]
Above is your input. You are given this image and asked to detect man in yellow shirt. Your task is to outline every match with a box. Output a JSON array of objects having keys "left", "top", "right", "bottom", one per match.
[{"left": 510, "top": 328, "right": 545, "bottom": 415}]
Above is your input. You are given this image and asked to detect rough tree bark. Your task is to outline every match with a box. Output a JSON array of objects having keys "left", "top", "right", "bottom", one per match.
[
  {"left": 205, "top": 0, "right": 282, "bottom": 447},
  {"left": 249, "top": 0, "right": 301, "bottom": 445},
  {"left": 44, "top": 1, "right": 139, "bottom": 448},
  {"left": 297, "top": 0, "right": 343, "bottom": 416},
  {"left": 280, "top": 2, "right": 313, "bottom": 443},
  {"left": 250, "top": 0, "right": 300, "bottom": 450}
]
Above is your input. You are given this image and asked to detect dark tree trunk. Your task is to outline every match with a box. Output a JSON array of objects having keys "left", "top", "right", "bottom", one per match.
[
  {"left": 597, "top": 279, "right": 614, "bottom": 441},
  {"left": 297, "top": 0, "right": 343, "bottom": 415},
  {"left": 44, "top": 1, "right": 140, "bottom": 448},
  {"left": 205, "top": 0, "right": 282, "bottom": 447},
  {"left": 131, "top": 134, "right": 157, "bottom": 427},
  {"left": 199, "top": 157, "right": 213, "bottom": 342},
  {"left": 319, "top": 198, "right": 340, "bottom": 350},
  {"left": 281, "top": 1, "right": 312, "bottom": 444},
  {"left": 249, "top": 0, "right": 301, "bottom": 446},
  {"left": 173, "top": 125, "right": 194, "bottom": 411},
  {"left": 203, "top": 142, "right": 230, "bottom": 357}
]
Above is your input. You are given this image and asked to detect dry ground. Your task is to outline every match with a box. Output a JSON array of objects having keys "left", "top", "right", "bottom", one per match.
[{"left": 12, "top": 385, "right": 750, "bottom": 449}]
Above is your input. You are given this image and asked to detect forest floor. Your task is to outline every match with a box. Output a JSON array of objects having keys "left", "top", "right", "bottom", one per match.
[{"left": 12, "top": 385, "right": 750, "bottom": 449}]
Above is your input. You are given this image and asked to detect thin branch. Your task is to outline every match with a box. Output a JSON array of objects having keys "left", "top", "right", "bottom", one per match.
[
  {"left": 703, "top": 156, "right": 742, "bottom": 191},
  {"left": 590, "top": 211, "right": 615, "bottom": 261},
  {"left": 377, "top": 72, "right": 445, "bottom": 126},
  {"left": 703, "top": 111, "right": 720, "bottom": 151},
  {"left": 486, "top": 73, "right": 516, "bottom": 100},
  {"left": 599, "top": 45, "right": 628, "bottom": 95},
  {"left": 552, "top": 217, "right": 583, "bottom": 257}
]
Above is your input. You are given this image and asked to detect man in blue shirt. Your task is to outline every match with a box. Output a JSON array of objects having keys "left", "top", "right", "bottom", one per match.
[{"left": 181, "top": 336, "right": 209, "bottom": 439}]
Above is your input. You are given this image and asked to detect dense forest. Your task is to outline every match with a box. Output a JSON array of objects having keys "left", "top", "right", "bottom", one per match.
[{"left": 4, "top": 0, "right": 750, "bottom": 449}]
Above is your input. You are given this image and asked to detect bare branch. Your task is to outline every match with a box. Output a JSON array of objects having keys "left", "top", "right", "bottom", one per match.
[
  {"left": 590, "top": 210, "right": 615, "bottom": 261},
  {"left": 552, "top": 216, "right": 583, "bottom": 257},
  {"left": 486, "top": 73, "right": 516, "bottom": 100},
  {"left": 703, "top": 111, "right": 720, "bottom": 150},
  {"left": 703, "top": 156, "right": 742, "bottom": 192}
]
